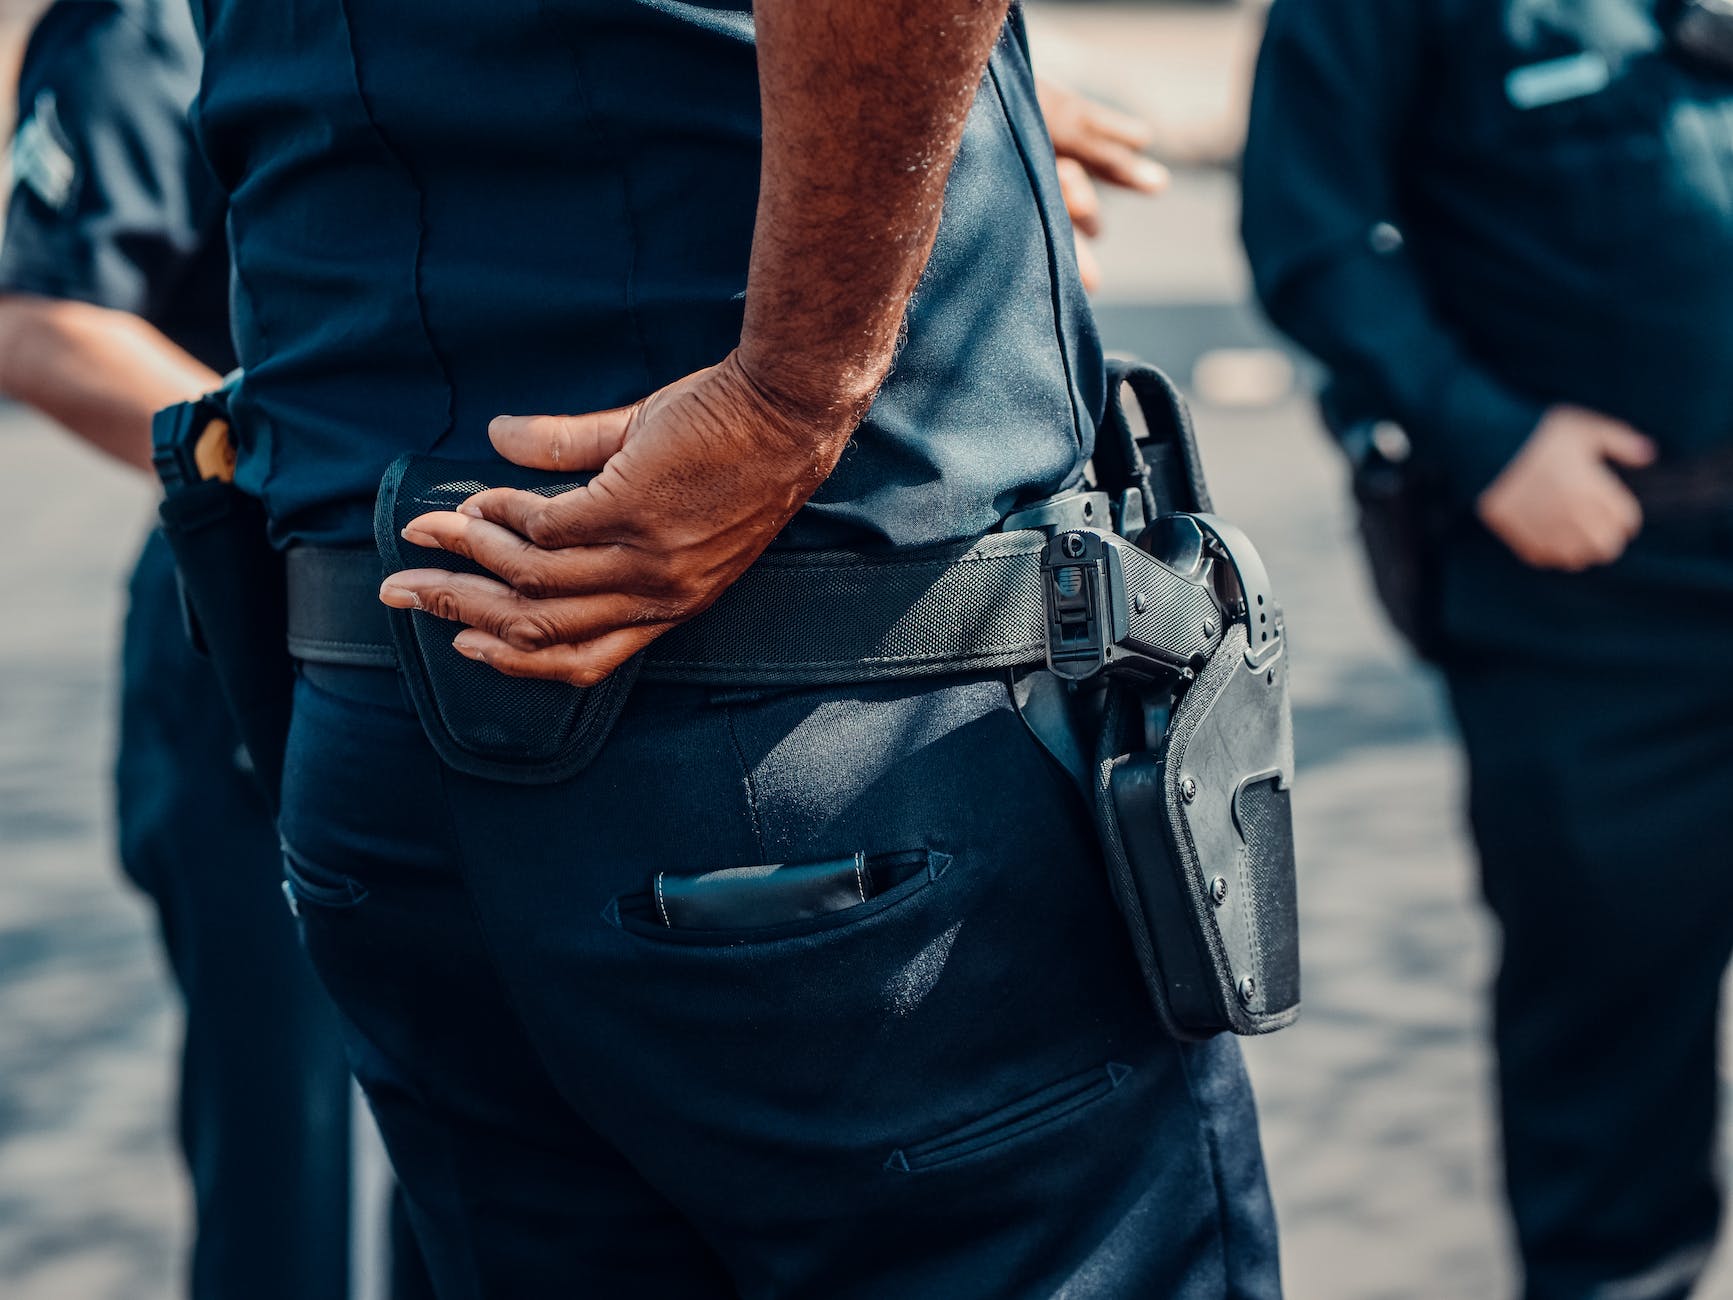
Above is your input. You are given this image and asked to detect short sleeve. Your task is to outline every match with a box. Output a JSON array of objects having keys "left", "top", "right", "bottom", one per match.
[{"left": 0, "top": 0, "right": 218, "bottom": 315}]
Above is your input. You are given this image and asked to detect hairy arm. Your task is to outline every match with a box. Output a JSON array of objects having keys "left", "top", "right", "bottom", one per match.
[
  {"left": 385, "top": 1, "right": 1019, "bottom": 684},
  {"left": 742, "top": 0, "right": 1015, "bottom": 419},
  {"left": 0, "top": 293, "right": 219, "bottom": 472}
]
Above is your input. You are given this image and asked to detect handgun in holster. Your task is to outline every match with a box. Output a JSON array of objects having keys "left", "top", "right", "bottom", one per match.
[
  {"left": 1332, "top": 413, "right": 1451, "bottom": 664},
  {"left": 152, "top": 378, "right": 294, "bottom": 814},
  {"left": 1032, "top": 360, "right": 1300, "bottom": 1040}
]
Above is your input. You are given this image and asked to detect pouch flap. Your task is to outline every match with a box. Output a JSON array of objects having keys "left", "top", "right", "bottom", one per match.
[
  {"left": 374, "top": 454, "right": 641, "bottom": 784},
  {"left": 655, "top": 855, "right": 870, "bottom": 930}
]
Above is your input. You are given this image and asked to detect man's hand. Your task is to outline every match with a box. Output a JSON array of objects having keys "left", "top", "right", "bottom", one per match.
[
  {"left": 1036, "top": 76, "right": 1167, "bottom": 292},
  {"left": 1475, "top": 405, "right": 1657, "bottom": 572},
  {"left": 379, "top": 353, "right": 851, "bottom": 686}
]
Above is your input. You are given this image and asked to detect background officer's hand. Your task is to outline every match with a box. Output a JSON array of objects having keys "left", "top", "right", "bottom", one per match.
[
  {"left": 1035, "top": 75, "right": 1166, "bottom": 292},
  {"left": 1476, "top": 405, "right": 1657, "bottom": 572},
  {"left": 378, "top": 352, "right": 853, "bottom": 686}
]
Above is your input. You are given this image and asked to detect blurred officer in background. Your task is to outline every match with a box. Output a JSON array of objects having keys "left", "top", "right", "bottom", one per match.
[
  {"left": 0, "top": 1, "right": 426, "bottom": 1295},
  {"left": 1243, "top": 1, "right": 1733, "bottom": 1296},
  {"left": 183, "top": 0, "right": 1281, "bottom": 1295}
]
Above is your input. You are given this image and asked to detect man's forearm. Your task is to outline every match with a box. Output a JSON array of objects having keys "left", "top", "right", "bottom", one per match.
[
  {"left": 741, "top": 0, "right": 1013, "bottom": 428},
  {"left": 0, "top": 294, "right": 220, "bottom": 472}
]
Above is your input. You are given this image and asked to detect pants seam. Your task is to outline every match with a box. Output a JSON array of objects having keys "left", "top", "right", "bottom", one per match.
[
  {"left": 427, "top": 758, "right": 679, "bottom": 1296},
  {"left": 722, "top": 704, "right": 767, "bottom": 861},
  {"left": 1172, "top": 1042, "right": 1236, "bottom": 1291}
]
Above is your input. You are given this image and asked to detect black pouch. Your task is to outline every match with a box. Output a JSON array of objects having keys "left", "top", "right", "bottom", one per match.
[
  {"left": 374, "top": 454, "right": 641, "bottom": 784},
  {"left": 152, "top": 390, "right": 294, "bottom": 812}
]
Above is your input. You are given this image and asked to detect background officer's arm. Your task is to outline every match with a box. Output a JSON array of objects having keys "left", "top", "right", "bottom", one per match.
[
  {"left": 1241, "top": 0, "right": 1655, "bottom": 570},
  {"left": 1241, "top": 0, "right": 1552, "bottom": 505},
  {"left": 0, "top": 2, "right": 224, "bottom": 471},
  {"left": 382, "top": 0, "right": 1021, "bottom": 686},
  {"left": 0, "top": 295, "right": 217, "bottom": 471}
]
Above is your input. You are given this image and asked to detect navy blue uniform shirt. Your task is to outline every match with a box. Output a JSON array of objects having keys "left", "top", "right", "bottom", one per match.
[
  {"left": 1242, "top": 0, "right": 1733, "bottom": 504},
  {"left": 0, "top": 0, "right": 232, "bottom": 371},
  {"left": 189, "top": 2, "right": 1103, "bottom": 549}
]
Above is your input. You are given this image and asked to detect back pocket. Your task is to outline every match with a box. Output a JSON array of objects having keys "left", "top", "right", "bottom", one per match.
[{"left": 885, "top": 1062, "right": 1133, "bottom": 1173}]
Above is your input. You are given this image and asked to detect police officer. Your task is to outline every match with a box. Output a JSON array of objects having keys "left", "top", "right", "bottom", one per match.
[
  {"left": 0, "top": 2, "right": 427, "bottom": 1296},
  {"left": 185, "top": 0, "right": 1282, "bottom": 1294},
  {"left": 1242, "top": 1, "right": 1733, "bottom": 1295}
]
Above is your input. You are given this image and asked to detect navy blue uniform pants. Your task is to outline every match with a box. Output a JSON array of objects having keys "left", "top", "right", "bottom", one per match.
[
  {"left": 1444, "top": 534, "right": 1733, "bottom": 1300},
  {"left": 119, "top": 533, "right": 430, "bottom": 1300},
  {"left": 279, "top": 660, "right": 1282, "bottom": 1298}
]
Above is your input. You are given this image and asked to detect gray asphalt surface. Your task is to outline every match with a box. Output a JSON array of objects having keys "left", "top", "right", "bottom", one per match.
[{"left": 4, "top": 4, "right": 1733, "bottom": 1299}]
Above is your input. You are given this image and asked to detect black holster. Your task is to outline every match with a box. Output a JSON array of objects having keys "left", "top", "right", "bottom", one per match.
[
  {"left": 152, "top": 388, "right": 294, "bottom": 814},
  {"left": 1336, "top": 417, "right": 1450, "bottom": 664},
  {"left": 1059, "top": 358, "right": 1302, "bottom": 1040}
]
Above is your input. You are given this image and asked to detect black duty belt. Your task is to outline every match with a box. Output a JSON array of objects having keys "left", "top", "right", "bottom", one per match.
[{"left": 286, "top": 520, "right": 1224, "bottom": 688}]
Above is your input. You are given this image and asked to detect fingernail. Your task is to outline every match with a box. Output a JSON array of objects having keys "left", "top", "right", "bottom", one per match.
[
  {"left": 458, "top": 504, "right": 485, "bottom": 518},
  {"left": 379, "top": 584, "right": 422, "bottom": 610},
  {"left": 401, "top": 525, "right": 437, "bottom": 547},
  {"left": 1132, "top": 158, "right": 1167, "bottom": 189},
  {"left": 453, "top": 635, "right": 486, "bottom": 663}
]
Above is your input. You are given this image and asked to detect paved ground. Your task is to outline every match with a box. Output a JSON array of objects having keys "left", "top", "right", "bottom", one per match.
[{"left": 2, "top": 4, "right": 1732, "bottom": 1299}]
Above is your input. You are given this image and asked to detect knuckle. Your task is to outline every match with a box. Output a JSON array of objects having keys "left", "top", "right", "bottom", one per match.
[
  {"left": 510, "top": 557, "right": 561, "bottom": 601},
  {"left": 512, "top": 572, "right": 553, "bottom": 602},
  {"left": 501, "top": 610, "right": 560, "bottom": 652},
  {"left": 660, "top": 570, "right": 710, "bottom": 609},
  {"left": 428, "top": 529, "right": 471, "bottom": 560},
  {"left": 521, "top": 508, "right": 565, "bottom": 549},
  {"left": 421, "top": 589, "right": 465, "bottom": 622}
]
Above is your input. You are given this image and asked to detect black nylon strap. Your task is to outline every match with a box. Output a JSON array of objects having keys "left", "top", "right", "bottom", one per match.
[
  {"left": 647, "top": 531, "right": 1049, "bottom": 685},
  {"left": 285, "top": 546, "right": 395, "bottom": 668},
  {"left": 287, "top": 532, "right": 1055, "bottom": 687}
]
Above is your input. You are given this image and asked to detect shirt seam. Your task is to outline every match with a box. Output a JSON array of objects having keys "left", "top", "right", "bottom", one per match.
[
  {"left": 537, "top": 0, "right": 656, "bottom": 397},
  {"left": 334, "top": 0, "right": 460, "bottom": 451},
  {"left": 985, "top": 50, "right": 1086, "bottom": 457}
]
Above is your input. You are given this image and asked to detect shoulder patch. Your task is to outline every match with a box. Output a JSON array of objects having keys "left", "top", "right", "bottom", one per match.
[{"left": 12, "top": 90, "right": 78, "bottom": 211}]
